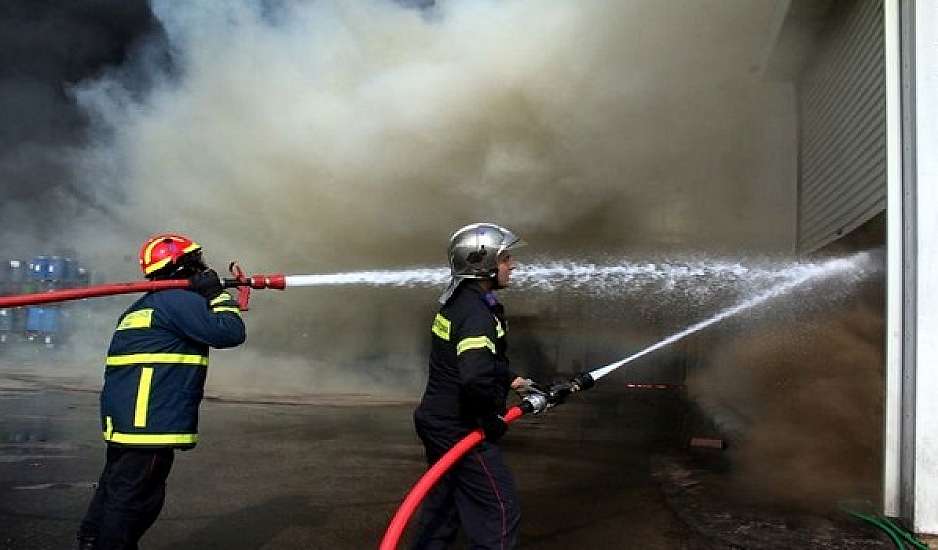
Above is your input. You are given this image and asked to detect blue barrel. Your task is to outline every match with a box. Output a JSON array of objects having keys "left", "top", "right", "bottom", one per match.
[
  {"left": 29, "top": 256, "right": 49, "bottom": 281},
  {"left": 63, "top": 258, "right": 77, "bottom": 285},
  {"left": 12, "top": 307, "right": 26, "bottom": 334},
  {"left": 47, "top": 256, "right": 66, "bottom": 283},
  {"left": 42, "top": 308, "right": 59, "bottom": 334},
  {"left": 7, "top": 259, "right": 25, "bottom": 284},
  {"left": 26, "top": 307, "right": 58, "bottom": 334},
  {"left": 76, "top": 267, "right": 90, "bottom": 287},
  {"left": 0, "top": 309, "right": 12, "bottom": 332}
]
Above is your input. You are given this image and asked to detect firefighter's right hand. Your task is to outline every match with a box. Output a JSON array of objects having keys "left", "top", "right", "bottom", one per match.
[
  {"left": 512, "top": 378, "right": 546, "bottom": 398},
  {"left": 189, "top": 269, "right": 224, "bottom": 299},
  {"left": 478, "top": 414, "right": 508, "bottom": 443}
]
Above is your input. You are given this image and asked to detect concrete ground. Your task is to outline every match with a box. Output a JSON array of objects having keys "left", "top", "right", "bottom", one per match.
[{"left": 0, "top": 369, "right": 892, "bottom": 549}]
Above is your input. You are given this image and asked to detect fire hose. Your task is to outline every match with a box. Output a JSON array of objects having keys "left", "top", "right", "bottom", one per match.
[
  {"left": 378, "top": 372, "right": 595, "bottom": 550},
  {"left": 0, "top": 263, "right": 286, "bottom": 311}
]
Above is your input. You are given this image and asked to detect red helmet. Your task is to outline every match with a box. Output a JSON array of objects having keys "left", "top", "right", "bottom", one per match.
[{"left": 139, "top": 233, "right": 202, "bottom": 277}]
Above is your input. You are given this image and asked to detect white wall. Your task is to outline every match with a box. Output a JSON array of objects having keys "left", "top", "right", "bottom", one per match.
[{"left": 911, "top": 1, "right": 938, "bottom": 534}]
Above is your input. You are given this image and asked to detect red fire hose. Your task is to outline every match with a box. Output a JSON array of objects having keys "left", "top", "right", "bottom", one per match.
[
  {"left": 379, "top": 405, "right": 530, "bottom": 550},
  {"left": 0, "top": 280, "right": 191, "bottom": 308},
  {"left": 0, "top": 264, "right": 286, "bottom": 309},
  {"left": 379, "top": 374, "right": 594, "bottom": 549}
]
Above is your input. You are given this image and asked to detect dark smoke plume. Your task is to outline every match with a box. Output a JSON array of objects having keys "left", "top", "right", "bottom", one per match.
[{"left": 0, "top": 0, "right": 160, "bottom": 256}]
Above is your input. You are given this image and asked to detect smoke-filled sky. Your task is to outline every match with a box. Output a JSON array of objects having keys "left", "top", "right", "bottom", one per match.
[{"left": 2, "top": 0, "right": 797, "bottom": 275}]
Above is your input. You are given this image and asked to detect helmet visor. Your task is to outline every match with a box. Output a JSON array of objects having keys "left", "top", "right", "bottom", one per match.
[{"left": 496, "top": 228, "right": 525, "bottom": 259}]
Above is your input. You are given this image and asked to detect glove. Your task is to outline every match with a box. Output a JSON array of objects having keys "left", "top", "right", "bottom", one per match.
[
  {"left": 512, "top": 378, "right": 546, "bottom": 398},
  {"left": 188, "top": 269, "right": 224, "bottom": 299},
  {"left": 478, "top": 414, "right": 508, "bottom": 443}
]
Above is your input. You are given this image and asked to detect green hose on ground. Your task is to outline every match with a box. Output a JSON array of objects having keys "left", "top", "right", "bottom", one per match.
[
  {"left": 848, "top": 511, "right": 906, "bottom": 549},
  {"left": 839, "top": 502, "right": 929, "bottom": 550},
  {"left": 878, "top": 515, "right": 930, "bottom": 550}
]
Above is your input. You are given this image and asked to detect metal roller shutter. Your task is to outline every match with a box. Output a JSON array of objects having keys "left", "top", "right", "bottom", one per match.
[{"left": 798, "top": 0, "right": 885, "bottom": 253}]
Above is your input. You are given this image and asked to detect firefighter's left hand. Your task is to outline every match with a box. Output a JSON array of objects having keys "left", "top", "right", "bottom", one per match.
[
  {"left": 189, "top": 269, "right": 224, "bottom": 299},
  {"left": 479, "top": 414, "right": 508, "bottom": 442},
  {"left": 512, "top": 377, "right": 545, "bottom": 398}
]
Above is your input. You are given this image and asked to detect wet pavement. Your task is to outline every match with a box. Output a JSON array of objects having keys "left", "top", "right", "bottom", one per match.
[{"left": 0, "top": 374, "right": 890, "bottom": 549}]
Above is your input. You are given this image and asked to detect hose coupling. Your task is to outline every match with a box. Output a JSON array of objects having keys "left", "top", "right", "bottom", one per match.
[
  {"left": 570, "top": 372, "right": 595, "bottom": 392},
  {"left": 520, "top": 393, "right": 549, "bottom": 415}
]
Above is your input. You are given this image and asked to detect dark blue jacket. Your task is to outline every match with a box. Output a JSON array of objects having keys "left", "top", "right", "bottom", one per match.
[
  {"left": 100, "top": 288, "right": 245, "bottom": 448},
  {"left": 415, "top": 281, "right": 517, "bottom": 443}
]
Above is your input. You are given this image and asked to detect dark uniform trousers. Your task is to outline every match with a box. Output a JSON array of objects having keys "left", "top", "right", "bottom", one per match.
[
  {"left": 79, "top": 446, "right": 175, "bottom": 550},
  {"left": 412, "top": 429, "right": 521, "bottom": 550}
]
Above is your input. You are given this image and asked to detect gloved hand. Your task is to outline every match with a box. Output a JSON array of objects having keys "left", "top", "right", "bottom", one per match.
[
  {"left": 512, "top": 377, "right": 546, "bottom": 398},
  {"left": 478, "top": 414, "right": 508, "bottom": 443},
  {"left": 188, "top": 269, "right": 224, "bottom": 299}
]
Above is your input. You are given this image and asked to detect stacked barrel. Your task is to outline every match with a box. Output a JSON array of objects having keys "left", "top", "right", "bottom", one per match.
[
  {"left": 0, "top": 260, "right": 26, "bottom": 346},
  {"left": 0, "top": 255, "right": 90, "bottom": 350}
]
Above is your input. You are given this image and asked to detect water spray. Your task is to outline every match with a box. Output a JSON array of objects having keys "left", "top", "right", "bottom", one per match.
[
  {"left": 378, "top": 252, "right": 871, "bottom": 549},
  {"left": 0, "top": 254, "right": 870, "bottom": 310}
]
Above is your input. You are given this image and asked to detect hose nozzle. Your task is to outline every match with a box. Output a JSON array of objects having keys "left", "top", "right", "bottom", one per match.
[
  {"left": 246, "top": 274, "right": 286, "bottom": 290},
  {"left": 546, "top": 372, "right": 595, "bottom": 408}
]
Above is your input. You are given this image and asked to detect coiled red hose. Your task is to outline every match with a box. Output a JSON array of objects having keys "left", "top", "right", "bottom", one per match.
[{"left": 379, "top": 405, "right": 526, "bottom": 550}]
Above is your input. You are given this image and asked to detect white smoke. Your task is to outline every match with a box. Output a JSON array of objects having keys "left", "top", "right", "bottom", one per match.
[
  {"left": 73, "top": 0, "right": 794, "bottom": 277},
  {"left": 62, "top": 0, "right": 801, "bottom": 394}
]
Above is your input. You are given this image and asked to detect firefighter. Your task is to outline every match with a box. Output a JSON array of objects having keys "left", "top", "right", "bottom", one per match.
[
  {"left": 412, "top": 222, "right": 539, "bottom": 550},
  {"left": 77, "top": 234, "right": 246, "bottom": 550}
]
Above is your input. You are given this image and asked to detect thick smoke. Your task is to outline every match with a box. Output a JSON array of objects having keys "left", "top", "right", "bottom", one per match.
[
  {"left": 72, "top": 0, "right": 796, "bottom": 274},
  {"left": 0, "top": 0, "right": 159, "bottom": 257},
  {"left": 1, "top": 0, "right": 797, "bottom": 395}
]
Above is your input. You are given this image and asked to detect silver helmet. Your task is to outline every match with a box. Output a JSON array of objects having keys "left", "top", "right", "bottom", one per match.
[{"left": 439, "top": 222, "right": 524, "bottom": 304}]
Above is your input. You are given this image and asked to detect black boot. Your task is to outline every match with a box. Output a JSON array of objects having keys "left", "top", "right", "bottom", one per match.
[{"left": 77, "top": 535, "right": 96, "bottom": 550}]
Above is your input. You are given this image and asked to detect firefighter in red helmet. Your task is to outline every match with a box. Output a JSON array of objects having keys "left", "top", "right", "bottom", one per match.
[{"left": 77, "top": 233, "right": 246, "bottom": 550}]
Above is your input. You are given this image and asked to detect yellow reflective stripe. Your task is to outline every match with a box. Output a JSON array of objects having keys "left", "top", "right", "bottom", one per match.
[
  {"left": 106, "top": 353, "right": 208, "bottom": 367},
  {"left": 104, "top": 432, "right": 199, "bottom": 445},
  {"left": 495, "top": 318, "right": 505, "bottom": 338},
  {"left": 456, "top": 336, "right": 496, "bottom": 355},
  {"left": 183, "top": 242, "right": 201, "bottom": 254},
  {"left": 212, "top": 307, "right": 241, "bottom": 315},
  {"left": 210, "top": 293, "right": 234, "bottom": 306},
  {"left": 431, "top": 314, "right": 451, "bottom": 341},
  {"left": 117, "top": 309, "right": 154, "bottom": 331},
  {"left": 104, "top": 416, "right": 114, "bottom": 440},
  {"left": 144, "top": 257, "right": 171, "bottom": 275},
  {"left": 133, "top": 368, "right": 153, "bottom": 428},
  {"left": 143, "top": 238, "right": 163, "bottom": 265}
]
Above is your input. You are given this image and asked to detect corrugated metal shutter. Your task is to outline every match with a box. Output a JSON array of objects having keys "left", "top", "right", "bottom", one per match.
[{"left": 798, "top": 0, "right": 885, "bottom": 253}]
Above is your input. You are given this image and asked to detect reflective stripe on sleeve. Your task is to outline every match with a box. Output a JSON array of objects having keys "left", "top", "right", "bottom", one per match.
[
  {"left": 431, "top": 314, "right": 451, "bottom": 341},
  {"left": 210, "top": 293, "right": 234, "bottom": 306},
  {"left": 456, "top": 336, "right": 496, "bottom": 355},
  {"left": 212, "top": 307, "right": 242, "bottom": 315},
  {"left": 106, "top": 353, "right": 208, "bottom": 367}
]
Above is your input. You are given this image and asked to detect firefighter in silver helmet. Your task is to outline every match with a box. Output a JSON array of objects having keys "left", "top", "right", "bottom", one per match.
[{"left": 412, "top": 222, "right": 539, "bottom": 549}]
